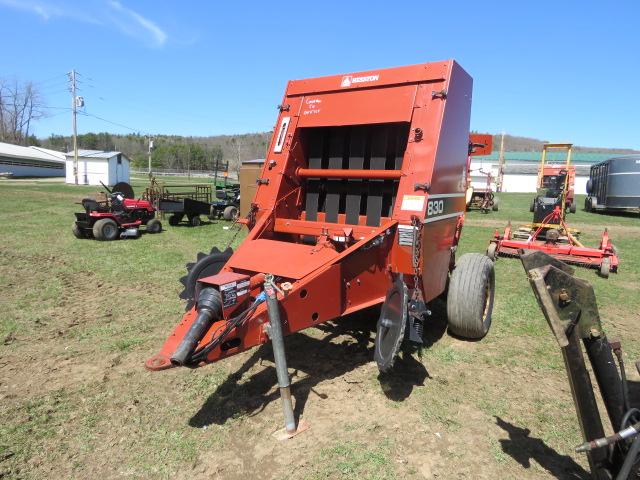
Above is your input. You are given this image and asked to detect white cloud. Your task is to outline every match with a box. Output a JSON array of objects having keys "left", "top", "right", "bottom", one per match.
[
  {"left": 107, "top": 0, "right": 167, "bottom": 47},
  {"left": 0, "top": 0, "right": 168, "bottom": 47}
]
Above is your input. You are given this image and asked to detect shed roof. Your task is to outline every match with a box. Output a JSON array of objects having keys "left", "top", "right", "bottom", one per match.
[
  {"left": 65, "top": 150, "right": 125, "bottom": 159},
  {"left": 0, "top": 142, "right": 65, "bottom": 163},
  {"left": 476, "top": 151, "right": 616, "bottom": 164},
  {"left": 503, "top": 163, "right": 591, "bottom": 175}
]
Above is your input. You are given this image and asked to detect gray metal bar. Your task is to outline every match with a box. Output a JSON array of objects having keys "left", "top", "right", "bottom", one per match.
[{"left": 264, "top": 275, "right": 297, "bottom": 434}]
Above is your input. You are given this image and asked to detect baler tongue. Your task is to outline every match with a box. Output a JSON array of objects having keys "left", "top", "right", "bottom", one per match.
[{"left": 146, "top": 60, "right": 494, "bottom": 438}]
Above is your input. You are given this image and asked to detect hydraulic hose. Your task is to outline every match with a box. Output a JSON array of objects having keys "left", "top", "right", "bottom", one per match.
[
  {"left": 615, "top": 435, "right": 640, "bottom": 480},
  {"left": 170, "top": 287, "right": 222, "bottom": 366}
]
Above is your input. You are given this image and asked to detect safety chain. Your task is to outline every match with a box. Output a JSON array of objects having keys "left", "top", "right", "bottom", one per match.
[
  {"left": 225, "top": 204, "right": 257, "bottom": 251},
  {"left": 411, "top": 215, "right": 423, "bottom": 300}
]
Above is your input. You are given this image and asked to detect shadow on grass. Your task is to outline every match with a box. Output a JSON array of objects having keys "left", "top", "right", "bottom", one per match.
[
  {"left": 495, "top": 416, "right": 590, "bottom": 479},
  {"left": 189, "top": 305, "right": 443, "bottom": 428}
]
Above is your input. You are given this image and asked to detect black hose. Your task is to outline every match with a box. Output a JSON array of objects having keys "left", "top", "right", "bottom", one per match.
[
  {"left": 614, "top": 347, "right": 631, "bottom": 413},
  {"left": 189, "top": 302, "right": 260, "bottom": 363},
  {"left": 621, "top": 409, "right": 640, "bottom": 432},
  {"left": 170, "top": 288, "right": 222, "bottom": 366},
  {"left": 615, "top": 434, "right": 640, "bottom": 480}
]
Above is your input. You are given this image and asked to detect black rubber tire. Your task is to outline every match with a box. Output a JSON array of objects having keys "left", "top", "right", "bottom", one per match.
[
  {"left": 223, "top": 206, "right": 238, "bottom": 221},
  {"left": 168, "top": 214, "right": 183, "bottom": 226},
  {"left": 570, "top": 202, "right": 577, "bottom": 214},
  {"left": 179, "top": 248, "right": 233, "bottom": 311},
  {"left": 492, "top": 197, "right": 499, "bottom": 211},
  {"left": 190, "top": 216, "right": 201, "bottom": 227},
  {"left": 93, "top": 218, "right": 119, "bottom": 241},
  {"left": 146, "top": 218, "right": 162, "bottom": 234},
  {"left": 72, "top": 223, "right": 84, "bottom": 239},
  {"left": 530, "top": 199, "right": 535, "bottom": 213},
  {"left": 585, "top": 197, "right": 592, "bottom": 212},
  {"left": 447, "top": 253, "right": 495, "bottom": 339},
  {"left": 586, "top": 179, "right": 593, "bottom": 194}
]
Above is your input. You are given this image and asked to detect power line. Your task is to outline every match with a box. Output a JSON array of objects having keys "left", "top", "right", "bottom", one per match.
[{"left": 78, "top": 111, "right": 145, "bottom": 134}]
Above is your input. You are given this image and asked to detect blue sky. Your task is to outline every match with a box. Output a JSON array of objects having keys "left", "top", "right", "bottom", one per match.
[{"left": 2, "top": 0, "right": 639, "bottom": 149}]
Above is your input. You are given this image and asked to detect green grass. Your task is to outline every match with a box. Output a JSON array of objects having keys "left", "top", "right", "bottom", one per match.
[{"left": 0, "top": 183, "right": 638, "bottom": 479}]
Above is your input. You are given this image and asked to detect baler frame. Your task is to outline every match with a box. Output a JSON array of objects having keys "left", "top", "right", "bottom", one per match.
[{"left": 146, "top": 61, "right": 496, "bottom": 435}]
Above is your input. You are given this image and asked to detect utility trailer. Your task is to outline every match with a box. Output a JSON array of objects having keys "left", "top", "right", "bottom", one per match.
[
  {"left": 586, "top": 155, "right": 640, "bottom": 215},
  {"left": 144, "top": 178, "right": 214, "bottom": 226},
  {"left": 146, "top": 60, "right": 496, "bottom": 436}
]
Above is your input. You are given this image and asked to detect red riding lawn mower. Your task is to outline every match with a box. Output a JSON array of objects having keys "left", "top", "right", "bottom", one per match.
[
  {"left": 72, "top": 182, "right": 162, "bottom": 240},
  {"left": 146, "top": 60, "right": 497, "bottom": 437}
]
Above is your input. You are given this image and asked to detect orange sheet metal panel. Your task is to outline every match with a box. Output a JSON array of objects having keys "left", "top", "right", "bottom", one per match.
[
  {"left": 296, "top": 85, "right": 416, "bottom": 127},
  {"left": 227, "top": 238, "right": 339, "bottom": 279},
  {"left": 286, "top": 61, "right": 448, "bottom": 95}
]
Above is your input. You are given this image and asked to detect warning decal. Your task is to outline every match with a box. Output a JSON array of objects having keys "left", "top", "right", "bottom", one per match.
[{"left": 400, "top": 195, "right": 426, "bottom": 212}]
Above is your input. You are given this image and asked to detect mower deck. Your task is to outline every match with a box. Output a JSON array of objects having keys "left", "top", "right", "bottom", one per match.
[{"left": 489, "top": 211, "right": 618, "bottom": 276}]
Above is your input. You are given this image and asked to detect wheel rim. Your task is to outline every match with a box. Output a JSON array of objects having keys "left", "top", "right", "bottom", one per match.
[{"left": 104, "top": 224, "right": 116, "bottom": 237}]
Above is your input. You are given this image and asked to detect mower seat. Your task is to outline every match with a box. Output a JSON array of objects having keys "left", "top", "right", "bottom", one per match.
[{"left": 81, "top": 198, "right": 107, "bottom": 212}]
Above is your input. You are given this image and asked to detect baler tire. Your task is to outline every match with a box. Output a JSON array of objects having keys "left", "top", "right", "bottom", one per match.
[
  {"left": 223, "top": 206, "right": 238, "bottom": 221},
  {"left": 492, "top": 198, "right": 499, "bottom": 211},
  {"left": 72, "top": 223, "right": 84, "bottom": 239},
  {"left": 447, "top": 253, "right": 495, "bottom": 339},
  {"left": 146, "top": 219, "right": 162, "bottom": 234},
  {"left": 93, "top": 219, "right": 118, "bottom": 241},
  {"left": 179, "top": 247, "right": 233, "bottom": 311}
]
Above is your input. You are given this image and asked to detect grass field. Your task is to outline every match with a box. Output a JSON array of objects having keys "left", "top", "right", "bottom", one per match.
[{"left": 1, "top": 181, "right": 639, "bottom": 479}]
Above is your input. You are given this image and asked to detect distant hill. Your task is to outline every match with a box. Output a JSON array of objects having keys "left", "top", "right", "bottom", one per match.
[
  {"left": 38, "top": 131, "right": 638, "bottom": 173},
  {"left": 485, "top": 133, "right": 639, "bottom": 154}
]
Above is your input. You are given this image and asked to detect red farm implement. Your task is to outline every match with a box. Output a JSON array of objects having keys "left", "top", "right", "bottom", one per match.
[
  {"left": 488, "top": 142, "right": 618, "bottom": 277},
  {"left": 465, "top": 135, "right": 498, "bottom": 213},
  {"left": 488, "top": 207, "right": 618, "bottom": 277},
  {"left": 146, "top": 60, "right": 496, "bottom": 435}
]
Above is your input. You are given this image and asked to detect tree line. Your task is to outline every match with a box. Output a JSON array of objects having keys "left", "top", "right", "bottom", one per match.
[{"left": 41, "top": 131, "right": 271, "bottom": 174}]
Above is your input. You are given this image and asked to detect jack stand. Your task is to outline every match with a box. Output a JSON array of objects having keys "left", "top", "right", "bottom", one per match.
[{"left": 264, "top": 275, "right": 309, "bottom": 440}]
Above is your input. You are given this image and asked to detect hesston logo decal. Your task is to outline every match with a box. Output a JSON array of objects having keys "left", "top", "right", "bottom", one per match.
[{"left": 340, "top": 74, "right": 380, "bottom": 87}]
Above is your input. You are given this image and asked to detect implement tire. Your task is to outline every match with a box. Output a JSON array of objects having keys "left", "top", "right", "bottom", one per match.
[
  {"left": 223, "top": 206, "right": 238, "bottom": 221},
  {"left": 72, "top": 223, "right": 84, "bottom": 239},
  {"left": 93, "top": 218, "right": 119, "bottom": 241},
  {"left": 169, "top": 214, "right": 183, "bottom": 226},
  {"left": 146, "top": 218, "right": 162, "bottom": 234},
  {"left": 447, "top": 253, "right": 495, "bottom": 339}
]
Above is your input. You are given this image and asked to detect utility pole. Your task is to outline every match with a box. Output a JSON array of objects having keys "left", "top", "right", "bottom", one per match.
[
  {"left": 497, "top": 131, "right": 505, "bottom": 192},
  {"left": 148, "top": 136, "right": 154, "bottom": 174},
  {"left": 69, "top": 69, "right": 79, "bottom": 185}
]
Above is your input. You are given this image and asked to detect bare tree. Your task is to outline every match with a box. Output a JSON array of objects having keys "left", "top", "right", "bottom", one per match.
[{"left": 0, "top": 78, "right": 45, "bottom": 145}]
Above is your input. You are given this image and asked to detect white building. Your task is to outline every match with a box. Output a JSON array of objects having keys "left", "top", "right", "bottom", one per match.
[
  {"left": 65, "top": 150, "right": 130, "bottom": 186},
  {"left": 0, "top": 142, "right": 65, "bottom": 177},
  {"left": 470, "top": 151, "right": 614, "bottom": 195}
]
